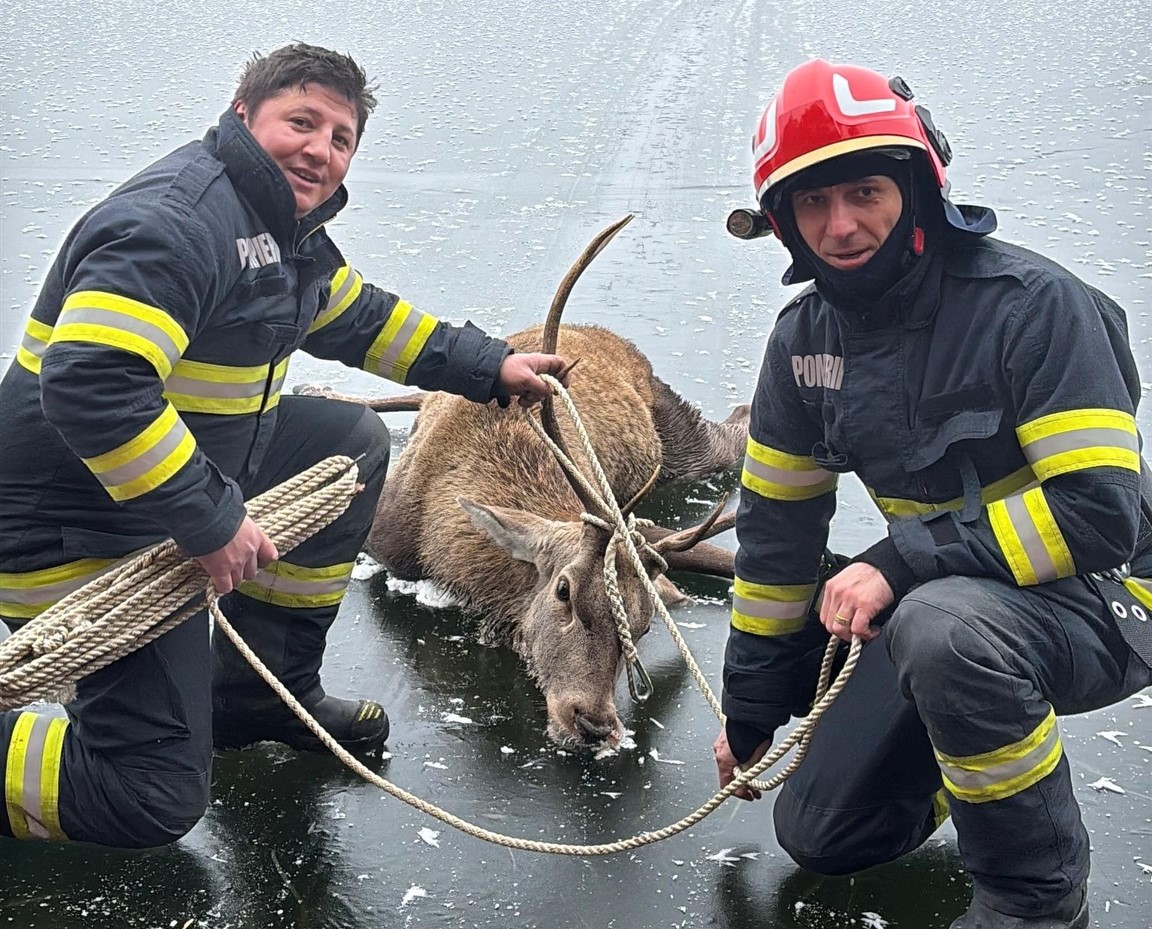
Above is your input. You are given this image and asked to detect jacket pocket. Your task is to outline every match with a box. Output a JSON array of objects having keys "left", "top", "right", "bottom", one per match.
[
  {"left": 905, "top": 407, "right": 1003, "bottom": 472},
  {"left": 61, "top": 525, "right": 165, "bottom": 560}
]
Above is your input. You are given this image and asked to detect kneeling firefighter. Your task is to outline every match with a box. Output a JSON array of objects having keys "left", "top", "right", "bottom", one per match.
[{"left": 714, "top": 58, "right": 1152, "bottom": 929}]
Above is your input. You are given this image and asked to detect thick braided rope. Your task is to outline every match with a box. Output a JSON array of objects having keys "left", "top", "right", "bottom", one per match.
[{"left": 0, "top": 457, "right": 360, "bottom": 711}]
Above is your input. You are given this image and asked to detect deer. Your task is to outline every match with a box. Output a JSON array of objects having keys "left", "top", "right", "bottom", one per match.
[{"left": 299, "top": 216, "right": 749, "bottom": 747}]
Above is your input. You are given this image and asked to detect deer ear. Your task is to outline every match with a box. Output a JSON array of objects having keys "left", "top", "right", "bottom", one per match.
[{"left": 457, "top": 497, "right": 559, "bottom": 564}]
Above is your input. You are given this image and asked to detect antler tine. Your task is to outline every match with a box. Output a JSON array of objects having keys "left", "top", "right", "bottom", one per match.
[
  {"left": 540, "top": 214, "right": 635, "bottom": 356},
  {"left": 538, "top": 215, "right": 634, "bottom": 518},
  {"left": 653, "top": 495, "right": 736, "bottom": 554},
  {"left": 621, "top": 462, "right": 662, "bottom": 518}
]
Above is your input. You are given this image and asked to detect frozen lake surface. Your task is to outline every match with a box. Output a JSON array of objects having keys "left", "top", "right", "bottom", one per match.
[{"left": 1, "top": 0, "right": 1149, "bottom": 926}]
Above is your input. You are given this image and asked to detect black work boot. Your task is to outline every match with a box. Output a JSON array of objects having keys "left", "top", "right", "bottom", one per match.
[
  {"left": 214, "top": 692, "right": 389, "bottom": 754},
  {"left": 949, "top": 882, "right": 1089, "bottom": 929}
]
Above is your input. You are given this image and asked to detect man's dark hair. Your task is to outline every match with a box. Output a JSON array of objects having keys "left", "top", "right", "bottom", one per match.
[{"left": 233, "top": 43, "right": 378, "bottom": 140}]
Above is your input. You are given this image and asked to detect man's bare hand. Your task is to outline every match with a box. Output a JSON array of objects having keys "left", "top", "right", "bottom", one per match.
[
  {"left": 195, "top": 516, "right": 278, "bottom": 595},
  {"left": 819, "top": 561, "right": 894, "bottom": 643},
  {"left": 714, "top": 727, "right": 771, "bottom": 801},
  {"left": 497, "top": 352, "right": 571, "bottom": 408}
]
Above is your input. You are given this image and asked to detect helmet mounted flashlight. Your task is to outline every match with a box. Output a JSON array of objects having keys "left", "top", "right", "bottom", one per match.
[{"left": 726, "top": 208, "right": 775, "bottom": 241}]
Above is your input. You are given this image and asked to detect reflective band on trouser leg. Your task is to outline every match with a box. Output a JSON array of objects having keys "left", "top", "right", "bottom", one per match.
[
  {"left": 4, "top": 711, "right": 70, "bottom": 841},
  {"left": 237, "top": 560, "right": 356, "bottom": 609},
  {"left": 934, "top": 706, "right": 1062, "bottom": 804}
]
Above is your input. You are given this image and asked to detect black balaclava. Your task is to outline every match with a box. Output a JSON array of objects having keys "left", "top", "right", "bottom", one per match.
[{"left": 768, "top": 150, "right": 935, "bottom": 313}]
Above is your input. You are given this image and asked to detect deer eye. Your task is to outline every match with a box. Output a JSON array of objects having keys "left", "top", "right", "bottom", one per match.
[{"left": 555, "top": 577, "right": 571, "bottom": 602}]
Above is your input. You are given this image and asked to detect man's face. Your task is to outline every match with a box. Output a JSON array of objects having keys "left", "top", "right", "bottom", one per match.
[
  {"left": 235, "top": 85, "right": 359, "bottom": 219},
  {"left": 789, "top": 175, "right": 903, "bottom": 271}
]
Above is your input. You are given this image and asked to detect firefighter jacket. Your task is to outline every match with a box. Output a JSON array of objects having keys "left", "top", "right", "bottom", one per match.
[
  {"left": 723, "top": 232, "right": 1152, "bottom": 732},
  {"left": 0, "top": 108, "right": 511, "bottom": 622}
]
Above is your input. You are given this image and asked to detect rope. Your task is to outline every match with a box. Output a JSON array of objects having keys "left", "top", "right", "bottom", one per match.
[
  {"left": 0, "top": 384, "right": 862, "bottom": 856},
  {"left": 213, "top": 588, "right": 861, "bottom": 854},
  {"left": 0, "top": 456, "right": 361, "bottom": 711}
]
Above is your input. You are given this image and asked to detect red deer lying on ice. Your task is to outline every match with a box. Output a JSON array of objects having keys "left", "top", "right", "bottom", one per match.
[{"left": 302, "top": 216, "right": 748, "bottom": 746}]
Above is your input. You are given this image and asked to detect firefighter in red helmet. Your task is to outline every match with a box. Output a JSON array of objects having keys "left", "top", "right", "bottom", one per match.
[{"left": 717, "top": 58, "right": 1152, "bottom": 929}]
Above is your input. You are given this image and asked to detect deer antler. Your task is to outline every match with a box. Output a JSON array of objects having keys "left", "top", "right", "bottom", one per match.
[
  {"left": 621, "top": 463, "right": 662, "bottom": 517},
  {"left": 538, "top": 215, "right": 635, "bottom": 517},
  {"left": 639, "top": 497, "right": 737, "bottom": 579},
  {"left": 293, "top": 384, "right": 427, "bottom": 412}
]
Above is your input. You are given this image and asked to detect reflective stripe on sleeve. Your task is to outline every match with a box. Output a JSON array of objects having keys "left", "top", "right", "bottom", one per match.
[
  {"left": 741, "top": 437, "right": 837, "bottom": 502},
  {"left": 869, "top": 465, "right": 1037, "bottom": 521},
  {"left": 1017, "top": 408, "right": 1140, "bottom": 480},
  {"left": 16, "top": 318, "right": 53, "bottom": 375},
  {"left": 308, "top": 265, "right": 363, "bottom": 334},
  {"left": 50, "top": 291, "right": 189, "bottom": 379},
  {"left": 731, "top": 577, "right": 815, "bottom": 636},
  {"left": 934, "top": 707, "right": 1062, "bottom": 804},
  {"left": 5, "top": 712, "right": 70, "bottom": 841},
  {"left": 81, "top": 403, "right": 196, "bottom": 501},
  {"left": 0, "top": 558, "right": 120, "bottom": 620},
  {"left": 165, "top": 357, "right": 289, "bottom": 415},
  {"left": 363, "top": 300, "right": 438, "bottom": 383},
  {"left": 988, "top": 487, "right": 1076, "bottom": 585},
  {"left": 237, "top": 560, "right": 356, "bottom": 609}
]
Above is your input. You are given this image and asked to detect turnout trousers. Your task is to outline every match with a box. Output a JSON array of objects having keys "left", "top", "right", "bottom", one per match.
[
  {"left": 772, "top": 572, "right": 1152, "bottom": 917},
  {"left": 1, "top": 396, "right": 389, "bottom": 847}
]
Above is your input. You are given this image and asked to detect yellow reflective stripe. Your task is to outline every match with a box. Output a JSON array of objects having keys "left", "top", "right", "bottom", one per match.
[
  {"left": 16, "top": 318, "right": 53, "bottom": 375},
  {"left": 4, "top": 713, "right": 70, "bottom": 841},
  {"left": 51, "top": 291, "right": 188, "bottom": 379},
  {"left": 1122, "top": 576, "right": 1152, "bottom": 613},
  {"left": 309, "top": 265, "right": 363, "bottom": 333},
  {"left": 0, "top": 558, "right": 119, "bottom": 620},
  {"left": 238, "top": 560, "right": 356, "bottom": 609},
  {"left": 931, "top": 788, "right": 951, "bottom": 828},
  {"left": 82, "top": 404, "right": 197, "bottom": 501},
  {"left": 731, "top": 577, "right": 814, "bottom": 636},
  {"left": 38, "top": 718, "right": 68, "bottom": 840},
  {"left": 363, "top": 300, "right": 438, "bottom": 383},
  {"left": 165, "top": 357, "right": 289, "bottom": 415},
  {"left": 1022, "top": 488, "right": 1075, "bottom": 578},
  {"left": 989, "top": 487, "right": 1074, "bottom": 585},
  {"left": 1017, "top": 409, "right": 1139, "bottom": 480},
  {"left": 869, "top": 465, "right": 1037, "bottom": 520},
  {"left": 935, "top": 708, "right": 1062, "bottom": 804},
  {"left": 742, "top": 436, "right": 837, "bottom": 501},
  {"left": 5, "top": 713, "right": 36, "bottom": 840}
]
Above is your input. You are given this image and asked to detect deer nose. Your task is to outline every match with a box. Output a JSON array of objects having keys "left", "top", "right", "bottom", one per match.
[{"left": 574, "top": 712, "right": 615, "bottom": 743}]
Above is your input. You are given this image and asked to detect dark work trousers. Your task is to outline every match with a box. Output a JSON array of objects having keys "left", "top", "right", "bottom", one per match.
[
  {"left": 772, "top": 573, "right": 1152, "bottom": 918},
  {"left": 1, "top": 396, "right": 389, "bottom": 847}
]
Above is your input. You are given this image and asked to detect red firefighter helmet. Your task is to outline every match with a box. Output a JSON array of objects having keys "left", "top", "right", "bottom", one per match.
[{"left": 752, "top": 59, "right": 952, "bottom": 209}]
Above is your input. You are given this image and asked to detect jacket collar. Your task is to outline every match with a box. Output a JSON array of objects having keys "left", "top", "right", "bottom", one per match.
[{"left": 205, "top": 108, "right": 349, "bottom": 245}]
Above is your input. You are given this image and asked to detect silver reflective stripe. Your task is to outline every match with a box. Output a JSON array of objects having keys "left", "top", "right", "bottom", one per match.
[
  {"left": 246, "top": 570, "right": 348, "bottom": 598},
  {"left": 20, "top": 328, "right": 48, "bottom": 360},
  {"left": 164, "top": 373, "right": 263, "bottom": 400},
  {"left": 1002, "top": 494, "right": 1059, "bottom": 583},
  {"left": 57, "top": 306, "right": 183, "bottom": 372},
  {"left": 1024, "top": 427, "right": 1139, "bottom": 461},
  {"left": 0, "top": 567, "right": 110, "bottom": 607},
  {"left": 20, "top": 715, "right": 52, "bottom": 840},
  {"left": 96, "top": 416, "right": 191, "bottom": 488},
  {"left": 731, "top": 593, "right": 809, "bottom": 621},
  {"left": 374, "top": 310, "right": 425, "bottom": 375},
  {"left": 938, "top": 716, "right": 1061, "bottom": 803},
  {"left": 742, "top": 455, "right": 834, "bottom": 488}
]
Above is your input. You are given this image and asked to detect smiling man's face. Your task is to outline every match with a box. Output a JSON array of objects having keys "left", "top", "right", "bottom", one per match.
[
  {"left": 790, "top": 175, "right": 904, "bottom": 272},
  {"left": 235, "top": 84, "right": 358, "bottom": 219}
]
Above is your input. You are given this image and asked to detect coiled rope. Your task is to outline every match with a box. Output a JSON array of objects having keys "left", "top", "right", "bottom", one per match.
[
  {"left": 0, "top": 456, "right": 361, "bottom": 711},
  {"left": 0, "top": 382, "right": 861, "bottom": 855}
]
